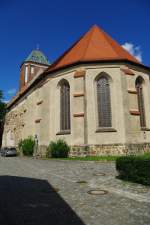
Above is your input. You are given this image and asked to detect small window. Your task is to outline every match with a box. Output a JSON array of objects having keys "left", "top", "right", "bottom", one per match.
[
  {"left": 25, "top": 66, "right": 28, "bottom": 83},
  {"left": 31, "top": 66, "right": 34, "bottom": 74}
]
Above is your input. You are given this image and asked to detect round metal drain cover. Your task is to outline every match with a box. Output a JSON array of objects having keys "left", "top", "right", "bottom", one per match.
[
  {"left": 87, "top": 189, "right": 108, "bottom": 195},
  {"left": 76, "top": 180, "right": 87, "bottom": 184},
  {"left": 93, "top": 172, "right": 106, "bottom": 176}
]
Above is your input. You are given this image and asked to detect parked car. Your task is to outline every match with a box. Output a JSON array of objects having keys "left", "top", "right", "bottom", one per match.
[{"left": 1, "top": 147, "right": 17, "bottom": 157}]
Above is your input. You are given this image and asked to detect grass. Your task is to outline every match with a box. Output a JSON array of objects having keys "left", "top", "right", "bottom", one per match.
[
  {"left": 43, "top": 152, "right": 150, "bottom": 162},
  {"left": 143, "top": 152, "right": 150, "bottom": 158},
  {"left": 45, "top": 155, "right": 119, "bottom": 161}
]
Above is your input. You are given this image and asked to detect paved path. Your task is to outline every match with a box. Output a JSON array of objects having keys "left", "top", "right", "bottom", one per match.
[{"left": 0, "top": 157, "right": 150, "bottom": 225}]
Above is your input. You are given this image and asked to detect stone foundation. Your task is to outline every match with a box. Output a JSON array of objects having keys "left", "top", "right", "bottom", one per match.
[
  {"left": 37, "top": 145, "right": 47, "bottom": 157},
  {"left": 70, "top": 143, "right": 150, "bottom": 157},
  {"left": 2, "top": 108, "right": 25, "bottom": 147},
  {"left": 31, "top": 143, "right": 150, "bottom": 158}
]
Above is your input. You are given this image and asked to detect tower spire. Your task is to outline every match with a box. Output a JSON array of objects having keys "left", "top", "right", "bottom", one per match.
[{"left": 36, "top": 44, "right": 40, "bottom": 50}]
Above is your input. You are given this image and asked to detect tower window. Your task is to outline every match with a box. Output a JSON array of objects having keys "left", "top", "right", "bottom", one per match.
[
  {"left": 31, "top": 66, "right": 34, "bottom": 74},
  {"left": 25, "top": 66, "right": 28, "bottom": 83}
]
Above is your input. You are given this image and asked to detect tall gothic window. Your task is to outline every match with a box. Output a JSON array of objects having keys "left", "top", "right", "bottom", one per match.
[
  {"left": 60, "top": 80, "right": 71, "bottom": 131},
  {"left": 96, "top": 74, "right": 112, "bottom": 127},
  {"left": 136, "top": 77, "right": 146, "bottom": 127}
]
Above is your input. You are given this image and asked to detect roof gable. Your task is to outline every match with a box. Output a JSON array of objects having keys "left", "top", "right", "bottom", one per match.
[{"left": 47, "top": 25, "right": 141, "bottom": 72}]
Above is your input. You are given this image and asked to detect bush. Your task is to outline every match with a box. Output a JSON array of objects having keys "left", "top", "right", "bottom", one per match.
[
  {"left": 116, "top": 154, "right": 150, "bottom": 185},
  {"left": 47, "top": 139, "right": 70, "bottom": 158},
  {"left": 19, "top": 136, "right": 35, "bottom": 156}
]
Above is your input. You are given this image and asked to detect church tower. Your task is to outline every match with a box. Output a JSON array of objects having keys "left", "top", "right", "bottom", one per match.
[{"left": 19, "top": 49, "right": 49, "bottom": 90}]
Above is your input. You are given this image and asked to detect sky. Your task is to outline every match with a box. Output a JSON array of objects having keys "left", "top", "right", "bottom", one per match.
[{"left": 0, "top": 0, "right": 150, "bottom": 101}]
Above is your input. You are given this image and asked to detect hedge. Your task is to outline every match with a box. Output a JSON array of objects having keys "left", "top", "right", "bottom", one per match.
[{"left": 116, "top": 154, "right": 150, "bottom": 185}]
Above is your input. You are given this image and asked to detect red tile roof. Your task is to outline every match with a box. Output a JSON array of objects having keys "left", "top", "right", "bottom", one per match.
[
  {"left": 8, "top": 25, "right": 149, "bottom": 109},
  {"left": 47, "top": 25, "right": 141, "bottom": 72}
]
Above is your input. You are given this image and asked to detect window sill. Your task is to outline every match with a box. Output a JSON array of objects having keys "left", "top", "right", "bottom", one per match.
[
  {"left": 141, "top": 127, "right": 150, "bottom": 131},
  {"left": 96, "top": 128, "right": 117, "bottom": 133},
  {"left": 56, "top": 130, "right": 71, "bottom": 135}
]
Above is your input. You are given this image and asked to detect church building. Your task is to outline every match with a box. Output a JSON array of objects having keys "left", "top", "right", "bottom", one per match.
[{"left": 2, "top": 25, "right": 150, "bottom": 156}]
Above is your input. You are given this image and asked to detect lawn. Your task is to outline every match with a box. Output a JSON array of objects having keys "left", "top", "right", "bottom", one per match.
[{"left": 46, "top": 155, "right": 119, "bottom": 161}]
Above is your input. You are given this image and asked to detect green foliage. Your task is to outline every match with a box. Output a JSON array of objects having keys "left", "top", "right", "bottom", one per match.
[
  {"left": 18, "top": 139, "right": 23, "bottom": 151},
  {"left": 116, "top": 154, "right": 150, "bottom": 185},
  {"left": 47, "top": 139, "right": 70, "bottom": 158},
  {"left": 48, "top": 156, "right": 119, "bottom": 161},
  {"left": 0, "top": 90, "right": 3, "bottom": 100},
  {"left": 0, "top": 102, "right": 6, "bottom": 121},
  {"left": 0, "top": 90, "right": 6, "bottom": 122},
  {"left": 19, "top": 136, "right": 35, "bottom": 156}
]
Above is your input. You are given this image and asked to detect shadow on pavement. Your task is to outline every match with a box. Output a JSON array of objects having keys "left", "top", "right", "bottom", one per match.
[{"left": 0, "top": 175, "right": 85, "bottom": 225}]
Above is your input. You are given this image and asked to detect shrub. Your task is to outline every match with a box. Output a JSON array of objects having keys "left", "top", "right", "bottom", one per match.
[
  {"left": 47, "top": 139, "right": 70, "bottom": 158},
  {"left": 18, "top": 139, "right": 23, "bottom": 152},
  {"left": 116, "top": 154, "right": 150, "bottom": 185},
  {"left": 19, "top": 136, "right": 35, "bottom": 156}
]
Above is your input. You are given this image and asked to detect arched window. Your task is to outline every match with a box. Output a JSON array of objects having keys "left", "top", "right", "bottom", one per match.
[
  {"left": 60, "top": 80, "right": 71, "bottom": 131},
  {"left": 135, "top": 77, "right": 146, "bottom": 127},
  {"left": 96, "top": 74, "right": 112, "bottom": 127}
]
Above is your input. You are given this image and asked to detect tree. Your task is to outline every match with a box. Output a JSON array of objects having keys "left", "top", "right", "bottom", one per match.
[
  {"left": 0, "top": 90, "right": 6, "bottom": 122},
  {"left": 0, "top": 90, "right": 6, "bottom": 147},
  {"left": 0, "top": 90, "right": 3, "bottom": 100}
]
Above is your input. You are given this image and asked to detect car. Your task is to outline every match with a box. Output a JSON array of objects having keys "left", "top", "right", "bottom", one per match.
[{"left": 1, "top": 147, "right": 17, "bottom": 157}]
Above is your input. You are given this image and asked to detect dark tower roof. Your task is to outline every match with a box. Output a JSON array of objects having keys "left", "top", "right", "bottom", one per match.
[{"left": 25, "top": 50, "right": 50, "bottom": 65}]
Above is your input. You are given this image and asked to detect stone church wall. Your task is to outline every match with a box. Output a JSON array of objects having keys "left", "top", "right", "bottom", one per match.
[
  {"left": 85, "top": 65, "right": 126, "bottom": 145},
  {"left": 122, "top": 66, "right": 150, "bottom": 144},
  {"left": 2, "top": 63, "right": 150, "bottom": 156},
  {"left": 70, "top": 143, "right": 150, "bottom": 157},
  {"left": 3, "top": 106, "right": 25, "bottom": 146}
]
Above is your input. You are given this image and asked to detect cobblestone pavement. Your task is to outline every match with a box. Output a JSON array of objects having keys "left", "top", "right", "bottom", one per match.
[{"left": 0, "top": 157, "right": 150, "bottom": 225}]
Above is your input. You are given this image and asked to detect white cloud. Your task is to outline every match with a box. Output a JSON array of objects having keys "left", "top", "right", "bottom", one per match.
[
  {"left": 122, "top": 42, "right": 142, "bottom": 62},
  {"left": 3, "top": 100, "right": 9, "bottom": 103},
  {"left": 7, "top": 88, "right": 16, "bottom": 96}
]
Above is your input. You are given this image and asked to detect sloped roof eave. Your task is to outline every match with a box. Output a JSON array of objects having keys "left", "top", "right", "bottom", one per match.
[
  {"left": 20, "top": 60, "right": 50, "bottom": 68},
  {"left": 7, "top": 59, "right": 150, "bottom": 110},
  {"left": 45, "top": 25, "right": 141, "bottom": 73},
  {"left": 45, "top": 58, "right": 150, "bottom": 74}
]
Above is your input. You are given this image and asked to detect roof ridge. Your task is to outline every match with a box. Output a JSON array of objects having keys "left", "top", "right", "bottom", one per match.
[
  {"left": 46, "top": 25, "right": 143, "bottom": 73},
  {"left": 47, "top": 33, "right": 86, "bottom": 70},
  {"left": 47, "top": 26, "right": 99, "bottom": 70},
  {"left": 100, "top": 28, "right": 140, "bottom": 63},
  {"left": 81, "top": 26, "right": 96, "bottom": 60}
]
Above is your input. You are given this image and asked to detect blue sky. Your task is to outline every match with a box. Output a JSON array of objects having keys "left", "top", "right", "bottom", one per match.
[{"left": 0, "top": 0, "right": 150, "bottom": 101}]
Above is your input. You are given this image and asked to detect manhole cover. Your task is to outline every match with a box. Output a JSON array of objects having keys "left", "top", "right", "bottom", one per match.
[
  {"left": 87, "top": 189, "right": 108, "bottom": 195},
  {"left": 93, "top": 172, "right": 106, "bottom": 176},
  {"left": 76, "top": 180, "right": 87, "bottom": 184}
]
